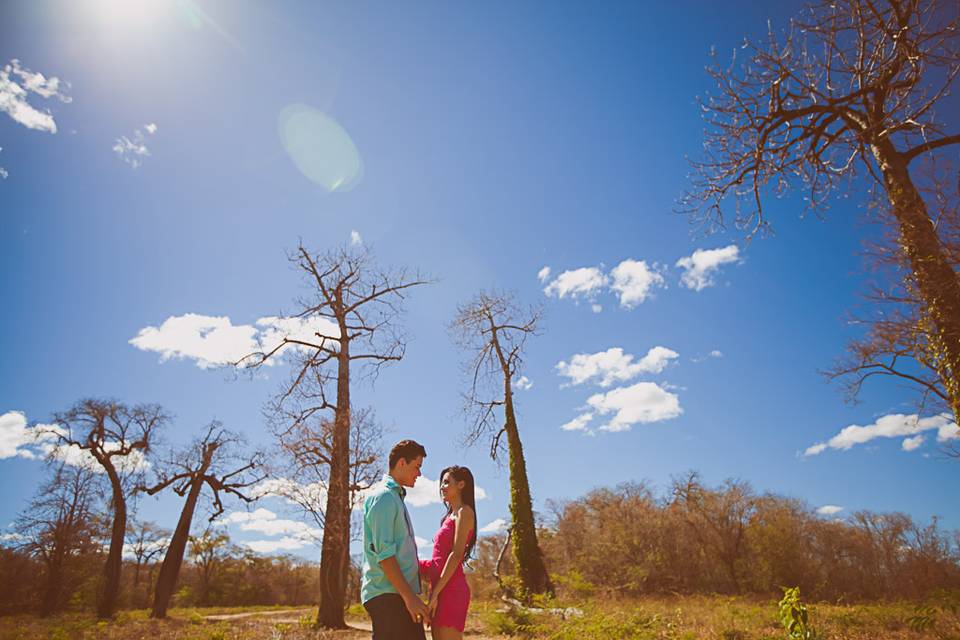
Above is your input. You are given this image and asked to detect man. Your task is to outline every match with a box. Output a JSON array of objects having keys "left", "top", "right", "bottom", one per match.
[{"left": 362, "top": 439, "right": 431, "bottom": 639}]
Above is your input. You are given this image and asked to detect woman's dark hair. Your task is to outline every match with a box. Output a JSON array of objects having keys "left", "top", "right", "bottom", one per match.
[{"left": 438, "top": 465, "right": 477, "bottom": 561}]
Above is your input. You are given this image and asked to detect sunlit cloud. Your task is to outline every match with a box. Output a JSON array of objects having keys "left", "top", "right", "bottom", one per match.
[
  {"left": 586, "top": 382, "right": 682, "bottom": 432},
  {"left": 543, "top": 266, "right": 607, "bottom": 302},
  {"left": 512, "top": 375, "right": 533, "bottom": 391},
  {"left": 130, "top": 313, "right": 341, "bottom": 369},
  {"left": 543, "top": 258, "right": 666, "bottom": 309},
  {"left": 113, "top": 123, "right": 158, "bottom": 169},
  {"left": 278, "top": 104, "right": 363, "bottom": 192},
  {"left": 351, "top": 230, "right": 362, "bottom": 246},
  {"left": 0, "top": 59, "right": 71, "bottom": 134},
  {"left": 817, "top": 505, "right": 843, "bottom": 516},
  {"left": 676, "top": 245, "right": 741, "bottom": 291},
  {"left": 479, "top": 518, "right": 508, "bottom": 535},
  {"left": 556, "top": 346, "right": 679, "bottom": 388},
  {"left": 560, "top": 413, "right": 593, "bottom": 432},
  {"left": 0, "top": 410, "right": 150, "bottom": 473},
  {"left": 609, "top": 259, "right": 666, "bottom": 308},
  {"left": 804, "top": 413, "right": 958, "bottom": 456}
]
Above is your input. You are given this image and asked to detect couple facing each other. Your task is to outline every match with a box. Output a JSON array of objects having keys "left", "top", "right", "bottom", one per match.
[{"left": 361, "top": 439, "right": 477, "bottom": 640}]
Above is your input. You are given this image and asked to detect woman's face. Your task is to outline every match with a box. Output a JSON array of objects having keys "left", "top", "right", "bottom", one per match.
[{"left": 440, "top": 471, "right": 464, "bottom": 503}]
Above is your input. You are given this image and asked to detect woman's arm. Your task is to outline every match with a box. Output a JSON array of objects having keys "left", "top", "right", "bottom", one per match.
[{"left": 428, "top": 506, "right": 475, "bottom": 610}]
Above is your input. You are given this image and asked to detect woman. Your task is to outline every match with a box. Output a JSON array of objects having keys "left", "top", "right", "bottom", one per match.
[{"left": 419, "top": 466, "right": 476, "bottom": 640}]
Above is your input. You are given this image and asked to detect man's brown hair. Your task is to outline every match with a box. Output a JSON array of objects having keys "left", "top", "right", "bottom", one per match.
[{"left": 389, "top": 439, "right": 427, "bottom": 469}]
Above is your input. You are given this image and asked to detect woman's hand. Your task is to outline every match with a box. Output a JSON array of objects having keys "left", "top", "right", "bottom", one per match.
[{"left": 428, "top": 593, "right": 439, "bottom": 620}]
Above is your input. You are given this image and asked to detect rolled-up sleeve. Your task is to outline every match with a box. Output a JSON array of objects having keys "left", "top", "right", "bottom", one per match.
[{"left": 367, "top": 495, "right": 401, "bottom": 563}]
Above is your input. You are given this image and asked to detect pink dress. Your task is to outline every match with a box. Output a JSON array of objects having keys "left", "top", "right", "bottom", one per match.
[{"left": 419, "top": 516, "right": 472, "bottom": 632}]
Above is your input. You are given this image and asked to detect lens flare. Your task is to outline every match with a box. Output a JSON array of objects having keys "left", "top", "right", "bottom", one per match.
[{"left": 278, "top": 104, "right": 363, "bottom": 193}]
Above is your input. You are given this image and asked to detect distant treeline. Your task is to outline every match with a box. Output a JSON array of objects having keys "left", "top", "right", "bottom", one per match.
[
  {"left": 470, "top": 474, "right": 960, "bottom": 602},
  {"left": 3, "top": 471, "right": 959, "bottom": 617},
  {"left": 0, "top": 530, "right": 324, "bottom": 616}
]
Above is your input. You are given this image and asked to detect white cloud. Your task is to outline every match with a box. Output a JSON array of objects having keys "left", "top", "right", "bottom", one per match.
[
  {"left": 0, "top": 532, "right": 26, "bottom": 546},
  {"left": 0, "top": 411, "right": 41, "bottom": 459},
  {"left": 537, "top": 266, "right": 551, "bottom": 283},
  {"left": 0, "top": 167, "right": 7, "bottom": 180},
  {"left": 591, "top": 304, "right": 602, "bottom": 313},
  {"left": 113, "top": 123, "right": 158, "bottom": 169},
  {"left": 415, "top": 536, "right": 432, "bottom": 549},
  {"left": 901, "top": 435, "right": 925, "bottom": 451},
  {"left": 123, "top": 537, "right": 170, "bottom": 560},
  {"left": 405, "top": 475, "right": 488, "bottom": 508},
  {"left": 1, "top": 410, "right": 150, "bottom": 473},
  {"left": 244, "top": 537, "right": 310, "bottom": 554},
  {"left": 130, "top": 313, "right": 340, "bottom": 369},
  {"left": 560, "top": 413, "right": 593, "bottom": 432},
  {"left": 350, "top": 230, "right": 362, "bottom": 246},
  {"left": 585, "top": 382, "right": 682, "bottom": 432},
  {"left": 479, "top": 518, "right": 508, "bottom": 535},
  {"left": 225, "top": 509, "right": 321, "bottom": 539},
  {"left": 512, "top": 376, "right": 533, "bottom": 391},
  {"left": 556, "top": 346, "right": 679, "bottom": 388},
  {"left": 709, "top": 350, "right": 723, "bottom": 358},
  {"left": 804, "top": 413, "right": 958, "bottom": 456},
  {"left": 676, "top": 245, "right": 741, "bottom": 291},
  {"left": 543, "top": 267, "right": 608, "bottom": 302},
  {"left": 609, "top": 259, "right": 666, "bottom": 308},
  {"left": 817, "top": 505, "right": 843, "bottom": 516},
  {"left": 0, "top": 59, "right": 71, "bottom": 133}
]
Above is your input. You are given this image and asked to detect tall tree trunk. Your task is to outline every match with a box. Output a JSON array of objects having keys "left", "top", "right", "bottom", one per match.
[
  {"left": 503, "top": 385, "right": 552, "bottom": 599},
  {"left": 874, "top": 141, "right": 960, "bottom": 422},
  {"left": 97, "top": 468, "right": 126, "bottom": 619},
  {"left": 39, "top": 556, "right": 64, "bottom": 617},
  {"left": 317, "top": 334, "right": 351, "bottom": 628},
  {"left": 151, "top": 477, "right": 205, "bottom": 619}
]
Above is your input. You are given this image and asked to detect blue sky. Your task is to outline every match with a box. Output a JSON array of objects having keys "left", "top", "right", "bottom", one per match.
[{"left": 1, "top": 0, "right": 957, "bottom": 557}]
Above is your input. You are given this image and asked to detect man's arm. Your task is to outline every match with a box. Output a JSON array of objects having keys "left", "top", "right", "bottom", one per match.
[
  {"left": 380, "top": 555, "right": 430, "bottom": 623},
  {"left": 367, "top": 495, "right": 430, "bottom": 624}
]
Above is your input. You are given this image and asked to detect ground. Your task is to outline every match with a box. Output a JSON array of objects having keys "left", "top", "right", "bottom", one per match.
[{"left": 0, "top": 595, "right": 956, "bottom": 639}]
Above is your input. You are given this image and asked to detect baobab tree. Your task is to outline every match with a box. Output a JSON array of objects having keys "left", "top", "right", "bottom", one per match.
[
  {"left": 683, "top": 0, "right": 960, "bottom": 419},
  {"left": 14, "top": 463, "right": 102, "bottom": 616},
  {"left": 826, "top": 158, "right": 960, "bottom": 427},
  {"left": 238, "top": 243, "right": 428, "bottom": 628},
  {"left": 138, "top": 422, "right": 262, "bottom": 619},
  {"left": 41, "top": 399, "right": 167, "bottom": 618},
  {"left": 450, "top": 291, "right": 553, "bottom": 599},
  {"left": 263, "top": 397, "right": 384, "bottom": 544}
]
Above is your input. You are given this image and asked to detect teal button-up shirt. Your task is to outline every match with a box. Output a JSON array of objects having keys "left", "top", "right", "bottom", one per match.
[{"left": 360, "top": 474, "right": 422, "bottom": 604}]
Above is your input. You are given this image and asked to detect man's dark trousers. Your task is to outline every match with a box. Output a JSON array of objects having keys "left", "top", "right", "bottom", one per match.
[{"left": 363, "top": 593, "right": 427, "bottom": 640}]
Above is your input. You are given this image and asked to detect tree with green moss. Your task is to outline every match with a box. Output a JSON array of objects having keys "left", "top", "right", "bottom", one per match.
[{"left": 451, "top": 291, "right": 553, "bottom": 599}]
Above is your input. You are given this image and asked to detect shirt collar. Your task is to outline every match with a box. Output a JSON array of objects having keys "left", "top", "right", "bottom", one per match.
[{"left": 384, "top": 473, "right": 407, "bottom": 499}]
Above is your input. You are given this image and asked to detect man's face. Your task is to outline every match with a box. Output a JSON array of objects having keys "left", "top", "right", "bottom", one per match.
[{"left": 394, "top": 455, "right": 424, "bottom": 488}]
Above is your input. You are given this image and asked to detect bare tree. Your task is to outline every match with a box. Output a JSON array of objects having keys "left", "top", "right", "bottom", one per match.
[
  {"left": 138, "top": 422, "right": 262, "bottom": 619},
  {"left": 238, "top": 243, "right": 428, "bottom": 628},
  {"left": 450, "top": 291, "right": 553, "bottom": 599},
  {"left": 264, "top": 401, "right": 383, "bottom": 543},
  {"left": 40, "top": 399, "right": 167, "bottom": 618},
  {"left": 670, "top": 472, "right": 757, "bottom": 593},
  {"left": 826, "top": 157, "right": 960, "bottom": 427},
  {"left": 683, "top": 0, "right": 960, "bottom": 419},
  {"left": 14, "top": 463, "right": 102, "bottom": 616},
  {"left": 124, "top": 519, "right": 170, "bottom": 606}
]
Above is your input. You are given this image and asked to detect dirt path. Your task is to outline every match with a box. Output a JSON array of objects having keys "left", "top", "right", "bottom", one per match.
[{"left": 204, "top": 608, "right": 499, "bottom": 638}]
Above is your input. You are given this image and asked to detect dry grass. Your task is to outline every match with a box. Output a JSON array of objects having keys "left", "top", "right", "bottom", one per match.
[{"left": 0, "top": 595, "right": 956, "bottom": 640}]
